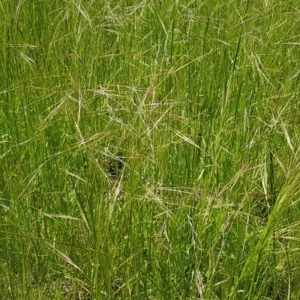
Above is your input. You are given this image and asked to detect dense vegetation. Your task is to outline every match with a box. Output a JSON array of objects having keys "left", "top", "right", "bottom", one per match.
[{"left": 1, "top": 1, "right": 300, "bottom": 299}]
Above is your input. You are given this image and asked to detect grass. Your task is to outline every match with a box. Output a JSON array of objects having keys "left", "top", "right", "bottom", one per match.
[{"left": 1, "top": 1, "right": 300, "bottom": 299}]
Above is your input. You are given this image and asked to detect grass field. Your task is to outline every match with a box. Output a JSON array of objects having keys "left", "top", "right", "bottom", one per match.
[{"left": 1, "top": 1, "right": 300, "bottom": 299}]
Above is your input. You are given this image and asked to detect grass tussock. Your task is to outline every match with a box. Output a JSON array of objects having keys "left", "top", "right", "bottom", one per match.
[{"left": 1, "top": 1, "right": 300, "bottom": 299}]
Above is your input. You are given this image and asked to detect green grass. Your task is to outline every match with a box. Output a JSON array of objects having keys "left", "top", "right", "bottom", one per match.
[{"left": 1, "top": 1, "right": 300, "bottom": 299}]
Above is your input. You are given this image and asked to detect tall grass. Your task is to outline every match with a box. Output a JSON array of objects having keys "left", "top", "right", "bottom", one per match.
[{"left": 1, "top": 1, "right": 300, "bottom": 299}]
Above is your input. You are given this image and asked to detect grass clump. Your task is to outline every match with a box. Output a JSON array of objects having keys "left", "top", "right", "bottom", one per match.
[{"left": 1, "top": 1, "right": 300, "bottom": 299}]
